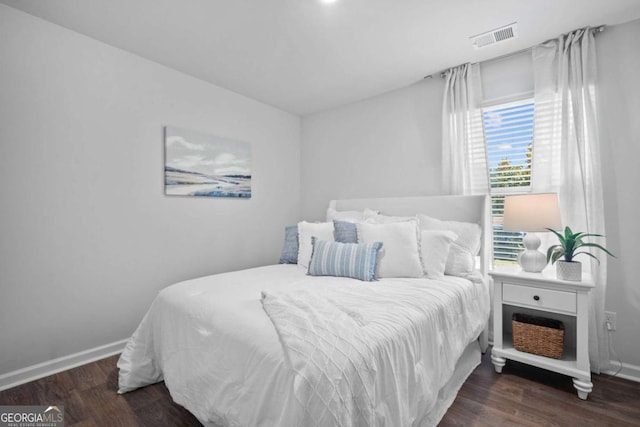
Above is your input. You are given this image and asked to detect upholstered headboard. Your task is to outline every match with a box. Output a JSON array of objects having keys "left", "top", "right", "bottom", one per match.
[{"left": 329, "top": 195, "right": 492, "bottom": 276}]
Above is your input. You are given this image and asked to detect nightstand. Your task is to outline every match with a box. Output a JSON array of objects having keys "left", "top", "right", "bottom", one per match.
[{"left": 490, "top": 267, "right": 594, "bottom": 400}]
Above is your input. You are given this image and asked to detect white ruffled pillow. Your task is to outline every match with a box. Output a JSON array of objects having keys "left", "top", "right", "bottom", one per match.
[
  {"left": 420, "top": 230, "right": 458, "bottom": 278},
  {"left": 326, "top": 207, "right": 379, "bottom": 223},
  {"left": 417, "top": 214, "right": 481, "bottom": 277},
  {"left": 357, "top": 220, "right": 423, "bottom": 278},
  {"left": 297, "top": 221, "right": 335, "bottom": 269},
  {"left": 364, "top": 213, "right": 413, "bottom": 224}
]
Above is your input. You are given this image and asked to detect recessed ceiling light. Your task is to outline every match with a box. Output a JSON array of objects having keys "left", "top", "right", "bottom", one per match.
[{"left": 320, "top": 0, "right": 338, "bottom": 4}]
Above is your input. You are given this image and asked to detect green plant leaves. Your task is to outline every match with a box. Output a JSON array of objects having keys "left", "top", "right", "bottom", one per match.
[
  {"left": 546, "top": 245, "right": 565, "bottom": 263},
  {"left": 545, "top": 227, "right": 614, "bottom": 264}
]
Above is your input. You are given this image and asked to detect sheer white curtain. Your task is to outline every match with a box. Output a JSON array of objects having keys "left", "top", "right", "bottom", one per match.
[
  {"left": 441, "top": 63, "right": 489, "bottom": 195},
  {"left": 531, "top": 27, "right": 609, "bottom": 372}
]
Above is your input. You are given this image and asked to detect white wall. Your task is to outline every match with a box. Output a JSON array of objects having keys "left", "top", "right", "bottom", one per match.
[
  {"left": 301, "top": 79, "right": 445, "bottom": 220},
  {"left": 597, "top": 18, "right": 640, "bottom": 372},
  {"left": 301, "top": 21, "right": 640, "bottom": 375},
  {"left": 300, "top": 52, "right": 533, "bottom": 222},
  {"left": 0, "top": 5, "right": 301, "bottom": 376}
]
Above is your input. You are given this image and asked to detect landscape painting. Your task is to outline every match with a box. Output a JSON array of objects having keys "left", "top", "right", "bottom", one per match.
[{"left": 164, "top": 126, "right": 251, "bottom": 198}]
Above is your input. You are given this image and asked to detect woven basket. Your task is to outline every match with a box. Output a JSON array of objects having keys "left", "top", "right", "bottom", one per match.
[{"left": 512, "top": 313, "right": 565, "bottom": 359}]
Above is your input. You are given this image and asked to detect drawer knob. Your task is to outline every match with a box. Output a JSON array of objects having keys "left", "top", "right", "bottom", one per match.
[{"left": 533, "top": 295, "right": 540, "bottom": 301}]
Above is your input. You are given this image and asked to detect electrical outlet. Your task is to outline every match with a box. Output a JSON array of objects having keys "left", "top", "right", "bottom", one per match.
[{"left": 605, "top": 311, "right": 617, "bottom": 331}]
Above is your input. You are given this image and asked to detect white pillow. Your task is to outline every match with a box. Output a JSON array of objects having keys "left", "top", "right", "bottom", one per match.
[
  {"left": 326, "top": 207, "right": 380, "bottom": 223},
  {"left": 417, "top": 214, "right": 481, "bottom": 277},
  {"left": 297, "top": 221, "right": 335, "bottom": 269},
  {"left": 420, "top": 230, "right": 458, "bottom": 278},
  {"left": 364, "top": 213, "right": 414, "bottom": 224},
  {"left": 357, "top": 220, "right": 423, "bottom": 278},
  {"left": 363, "top": 208, "right": 380, "bottom": 220},
  {"left": 445, "top": 245, "right": 476, "bottom": 277}
]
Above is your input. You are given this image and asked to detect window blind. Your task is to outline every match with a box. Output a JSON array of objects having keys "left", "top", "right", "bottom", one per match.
[{"left": 482, "top": 99, "right": 535, "bottom": 264}]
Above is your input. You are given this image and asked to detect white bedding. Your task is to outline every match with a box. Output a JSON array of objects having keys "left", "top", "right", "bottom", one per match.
[{"left": 118, "top": 264, "right": 490, "bottom": 426}]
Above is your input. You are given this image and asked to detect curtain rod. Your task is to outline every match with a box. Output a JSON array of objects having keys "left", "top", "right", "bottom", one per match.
[{"left": 423, "top": 24, "right": 605, "bottom": 80}]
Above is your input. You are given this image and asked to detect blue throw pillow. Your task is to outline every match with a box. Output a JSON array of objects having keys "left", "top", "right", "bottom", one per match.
[
  {"left": 308, "top": 238, "right": 382, "bottom": 282},
  {"left": 279, "top": 225, "right": 299, "bottom": 264},
  {"left": 333, "top": 220, "right": 358, "bottom": 243}
]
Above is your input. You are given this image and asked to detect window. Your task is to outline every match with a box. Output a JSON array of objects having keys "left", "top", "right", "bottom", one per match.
[{"left": 482, "top": 99, "right": 535, "bottom": 265}]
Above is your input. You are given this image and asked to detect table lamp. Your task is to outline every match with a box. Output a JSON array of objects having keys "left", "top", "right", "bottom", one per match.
[{"left": 503, "top": 193, "right": 562, "bottom": 273}]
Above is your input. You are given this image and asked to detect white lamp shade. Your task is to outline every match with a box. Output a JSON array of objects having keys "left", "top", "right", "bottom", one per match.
[{"left": 503, "top": 193, "right": 562, "bottom": 232}]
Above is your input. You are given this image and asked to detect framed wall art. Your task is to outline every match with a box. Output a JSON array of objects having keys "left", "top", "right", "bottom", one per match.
[{"left": 164, "top": 126, "right": 251, "bottom": 198}]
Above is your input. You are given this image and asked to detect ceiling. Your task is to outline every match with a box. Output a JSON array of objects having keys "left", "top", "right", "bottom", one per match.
[{"left": 3, "top": 0, "right": 640, "bottom": 115}]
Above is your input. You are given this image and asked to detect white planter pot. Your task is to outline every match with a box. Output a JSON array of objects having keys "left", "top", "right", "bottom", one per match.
[{"left": 556, "top": 261, "right": 582, "bottom": 281}]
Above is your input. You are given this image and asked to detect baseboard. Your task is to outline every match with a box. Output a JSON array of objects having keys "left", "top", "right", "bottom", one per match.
[
  {"left": 602, "top": 360, "right": 640, "bottom": 383},
  {"left": 0, "top": 339, "right": 128, "bottom": 392}
]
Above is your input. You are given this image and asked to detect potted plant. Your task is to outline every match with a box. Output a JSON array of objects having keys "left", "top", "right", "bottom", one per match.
[{"left": 546, "top": 226, "right": 614, "bottom": 281}]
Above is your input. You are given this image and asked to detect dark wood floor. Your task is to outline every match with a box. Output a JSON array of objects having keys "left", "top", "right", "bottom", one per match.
[
  {"left": 1, "top": 350, "right": 639, "bottom": 426},
  {"left": 441, "top": 352, "right": 640, "bottom": 427}
]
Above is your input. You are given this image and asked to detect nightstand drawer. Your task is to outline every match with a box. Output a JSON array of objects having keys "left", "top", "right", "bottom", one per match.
[{"left": 503, "top": 283, "right": 576, "bottom": 314}]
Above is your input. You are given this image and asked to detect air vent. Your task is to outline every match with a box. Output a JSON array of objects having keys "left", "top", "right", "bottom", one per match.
[{"left": 470, "top": 23, "right": 518, "bottom": 49}]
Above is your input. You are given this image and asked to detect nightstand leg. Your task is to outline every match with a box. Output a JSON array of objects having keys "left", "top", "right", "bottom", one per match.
[
  {"left": 573, "top": 378, "right": 593, "bottom": 400},
  {"left": 491, "top": 354, "right": 506, "bottom": 373}
]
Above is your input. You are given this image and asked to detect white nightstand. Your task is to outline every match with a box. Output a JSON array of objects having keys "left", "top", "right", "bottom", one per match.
[{"left": 490, "top": 266, "right": 594, "bottom": 400}]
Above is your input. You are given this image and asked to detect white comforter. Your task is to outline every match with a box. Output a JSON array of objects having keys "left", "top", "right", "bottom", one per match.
[{"left": 118, "top": 265, "right": 489, "bottom": 426}]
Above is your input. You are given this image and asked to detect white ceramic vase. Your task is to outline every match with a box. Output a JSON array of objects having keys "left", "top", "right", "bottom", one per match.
[{"left": 556, "top": 260, "right": 582, "bottom": 281}]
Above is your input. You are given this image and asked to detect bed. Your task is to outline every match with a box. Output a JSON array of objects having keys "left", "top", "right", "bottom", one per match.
[{"left": 117, "top": 195, "right": 492, "bottom": 426}]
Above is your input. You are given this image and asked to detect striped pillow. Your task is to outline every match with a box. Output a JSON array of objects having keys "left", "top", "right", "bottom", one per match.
[{"left": 308, "top": 238, "right": 383, "bottom": 282}]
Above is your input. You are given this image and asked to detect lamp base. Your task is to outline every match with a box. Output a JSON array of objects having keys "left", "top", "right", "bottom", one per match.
[{"left": 518, "top": 233, "right": 547, "bottom": 273}]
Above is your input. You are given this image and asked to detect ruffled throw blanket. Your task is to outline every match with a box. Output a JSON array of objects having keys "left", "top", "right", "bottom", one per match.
[{"left": 262, "top": 290, "right": 377, "bottom": 427}]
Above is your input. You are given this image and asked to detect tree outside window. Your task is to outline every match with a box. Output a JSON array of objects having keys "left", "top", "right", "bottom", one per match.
[{"left": 483, "top": 99, "right": 534, "bottom": 265}]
